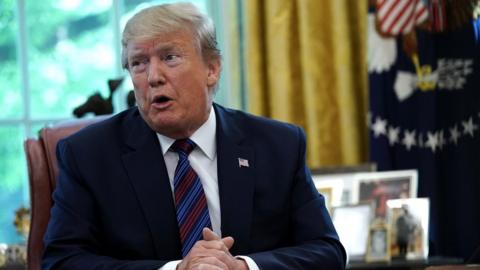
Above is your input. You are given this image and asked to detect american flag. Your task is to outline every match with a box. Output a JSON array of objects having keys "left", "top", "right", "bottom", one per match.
[
  {"left": 238, "top": 158, "right": 249, "bottom": 168},
  {"left": 376, "top": 0, "right": 429, "bottom": 35},
  {"left": 429, "top": 0, "right": 447, "bottom": 32}
]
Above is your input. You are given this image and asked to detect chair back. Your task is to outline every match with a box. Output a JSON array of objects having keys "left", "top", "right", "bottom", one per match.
[{"left": 24, "top": 116, "right": 108, "bottom": 270}]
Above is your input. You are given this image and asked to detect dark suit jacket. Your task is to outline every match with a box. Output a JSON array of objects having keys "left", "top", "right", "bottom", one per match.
[{"left": 43, "top": 104, "right": 346, "bottom": 270}]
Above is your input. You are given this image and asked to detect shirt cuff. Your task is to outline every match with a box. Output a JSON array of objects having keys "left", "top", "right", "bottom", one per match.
[
  {"left": 158, "top": 260, "right": 181, "bottom": 270},
  {"left": 236, "top": 255, "right": 260, "bottom": 270}
]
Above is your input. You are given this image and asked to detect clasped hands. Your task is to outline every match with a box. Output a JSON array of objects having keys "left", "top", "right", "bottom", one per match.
[{"left": 177, "top": 228, "right": 248, "bottom": 270}]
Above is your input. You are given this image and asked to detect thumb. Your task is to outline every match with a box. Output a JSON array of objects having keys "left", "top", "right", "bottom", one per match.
[
  {"left": 221, "top": 236, "right": 234, "bottom": 250},
  {"left": 202, "top": 227, "right": 220, "bottom": 241},
  {"left": 202, "top": 228, "right": 235, "bottom": 250}
]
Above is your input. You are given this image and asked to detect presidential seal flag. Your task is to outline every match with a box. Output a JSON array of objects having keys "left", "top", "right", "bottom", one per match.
[{"left": 368, "top": 1, "right": 480, "bottom": 261}]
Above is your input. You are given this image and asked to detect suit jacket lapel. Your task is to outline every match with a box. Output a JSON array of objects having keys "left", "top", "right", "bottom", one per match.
[
  {"left": 120, "top": 111, "right": 181, "bottom": 259},
  {"left": 214, "top": 104, "right": 255, "bottom": 254}
]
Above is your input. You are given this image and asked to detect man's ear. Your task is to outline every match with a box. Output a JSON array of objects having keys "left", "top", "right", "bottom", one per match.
[{"left": 206, "top": 58, "right": 221, "bottom": 87}]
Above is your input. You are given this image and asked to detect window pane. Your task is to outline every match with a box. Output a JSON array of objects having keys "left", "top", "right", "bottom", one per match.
[
  {"left": 31, "top": 123, "right": 47, "bottom": 137},
  {"left": 27, "top": 0, "right": 116, "bottom": 119},
  {"left": 0, "top": 0, "right": 22, "bottom": 119},
  {"left": 0, "top": 125, "right": 28, "bottom": 244},
  {"left": 123, "top": 0, "right": 208, "bottom": 14}
]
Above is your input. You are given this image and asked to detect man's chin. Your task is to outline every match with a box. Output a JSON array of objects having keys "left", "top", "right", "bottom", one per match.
[
  {"left": 146, "top": 111, "right": 177, "bottom": 127},
  {"left": 150, "top": 120, "right": 176, "bottom": 132},
  {"left": 146, "top": 117, "right": 187, "bottom": 138}
]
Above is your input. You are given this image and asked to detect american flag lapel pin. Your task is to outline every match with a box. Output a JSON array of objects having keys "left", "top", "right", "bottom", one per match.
[{"left": 238, "top": 158, "right": 249, "bottom": 168}]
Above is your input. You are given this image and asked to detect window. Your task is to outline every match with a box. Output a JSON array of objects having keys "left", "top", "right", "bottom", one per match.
[{"left": 0, "top": 0, "right": 240, "bottom": 244}]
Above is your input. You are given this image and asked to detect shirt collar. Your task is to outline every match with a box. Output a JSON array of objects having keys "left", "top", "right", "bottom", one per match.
[{"left": 157, "top": 107, "right": 216, "bottom": 160}]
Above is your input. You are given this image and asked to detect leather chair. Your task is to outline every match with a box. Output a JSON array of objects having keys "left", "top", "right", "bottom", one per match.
[{"left": 24, "top": 115, "right": 109, "bottom": 270}]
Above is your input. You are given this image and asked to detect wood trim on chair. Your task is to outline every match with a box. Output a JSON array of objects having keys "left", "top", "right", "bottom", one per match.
[
  {"left": 25, "top": 139, "right": 52, "bottom": 270},
  {"left": 24, "top": 115, "right": 110, "bottom": 270}
]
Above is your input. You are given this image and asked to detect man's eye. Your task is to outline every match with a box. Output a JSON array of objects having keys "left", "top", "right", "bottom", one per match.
[
  {"left": 129, "top": 59, "right": 147, "bottom": 72},
  {"left": 164, "top": 54, "right": 179, "bottom": 62}
]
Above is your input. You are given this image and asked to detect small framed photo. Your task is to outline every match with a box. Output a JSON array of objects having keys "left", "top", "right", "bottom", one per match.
[
  {"left": 366, "top": 221, "right": 391, "bottom": 262},
  {"left": 316, "top": 187, "right": 333, "bottom": 213},
  {"left": 313, "top": 173, "right": 357, "bottom": 207},
  {"left": 352, "top": 170, "right": 418, "bottom": 218},
  {"left": 331, "top": 203, "right": 374, "bottom": 262},
  {"left": 386, "top": 198, "right": 429, "bottom": 260}
]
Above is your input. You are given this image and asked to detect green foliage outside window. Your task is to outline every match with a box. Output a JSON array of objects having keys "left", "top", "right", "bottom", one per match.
[
  {"left": 0, "top": 0, "right": 212, "bottom": 245},
  {"left": 26, "top": 1, "right": 116, "bottom": 118},
  {"left": 0, "top": 0, "right": 117, "bottom": 244},
  {"left": 0, "top": 0, "right": 21, "bottom": 119},
  {"left": 0, "top": 126, "right": 27, "bottom": 244}
]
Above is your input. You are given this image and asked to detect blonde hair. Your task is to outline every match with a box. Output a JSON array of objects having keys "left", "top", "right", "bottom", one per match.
[{"left": 121, "top": 3, "right": 220, "bottom": 69}]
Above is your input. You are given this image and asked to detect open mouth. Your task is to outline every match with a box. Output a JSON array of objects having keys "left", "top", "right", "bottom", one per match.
[{"left": 153, "top": 95, "right": 172, "bottom": 104}]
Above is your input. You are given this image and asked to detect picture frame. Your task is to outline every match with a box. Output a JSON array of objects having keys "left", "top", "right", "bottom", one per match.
[
  {"left": 313, "top": 173, "right": 357, "bottom": 207},
  {"left": 316, "top": 187, "right": 333, "bottom": 213},
  {"left": 331, "top": 203, "right": 374, "bottom": 262},
  {"left": 366, "top": 221, "right": 391, "bottom": 262},
  {"left": 386, "top": 198, "right": 429, "bottom": 260},
  {"left": 352, "top": 170, "right": 418, "bottom": 218}
]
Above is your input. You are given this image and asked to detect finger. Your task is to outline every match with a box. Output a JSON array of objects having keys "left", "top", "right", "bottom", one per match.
[
  {"left": 198, "top": 248, "right": 238, "bottom": 269},
  {"left": 202, "top": 228, "right": 234, "bottom": 251},
  {"left": 221, "top": 236, "right": 234, "bottom": 250},
  {"left": 194, "top": 239, "right": 229, "bottom": 252},
  {"left": 192, "top": 264, "right": 223, "bottom": 270},
  {"left": 187, "top": 245, "right": 237, "bottom": 269},
  {"left": 193, "top": 265, "right": 223, "bottom": 270},
  {"left": 190, "top": 256, "right": 228, "bottom": 270},
  {"left": 202, "top": 227, "right": 220, "bottom": 241}
]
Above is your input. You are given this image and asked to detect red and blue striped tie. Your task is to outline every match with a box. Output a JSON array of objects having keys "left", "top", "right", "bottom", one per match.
[{"left": 171, "top": 139, "right": 211, "bottom": 257}]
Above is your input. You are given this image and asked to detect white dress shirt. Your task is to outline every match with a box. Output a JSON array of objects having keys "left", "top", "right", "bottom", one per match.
[{"left": 157, "top": 107, "right": 258, "bottom": 270}]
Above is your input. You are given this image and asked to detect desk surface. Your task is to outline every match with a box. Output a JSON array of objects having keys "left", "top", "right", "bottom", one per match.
[
  {"left": 348, "top": 257, "right": 464, "bottom": 270},
  {"left": 0, "top": 265, "right": 25, "bottom": 270}
]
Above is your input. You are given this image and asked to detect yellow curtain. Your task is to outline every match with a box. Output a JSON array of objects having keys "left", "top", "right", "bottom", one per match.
[{"left": 244, "top": 0, "right": 369, "bottom": 167}]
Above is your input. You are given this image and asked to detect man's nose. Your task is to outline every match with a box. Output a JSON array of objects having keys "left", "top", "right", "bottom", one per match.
[{"left": 147, "top": 58, "right": 166, "bottom": 87}]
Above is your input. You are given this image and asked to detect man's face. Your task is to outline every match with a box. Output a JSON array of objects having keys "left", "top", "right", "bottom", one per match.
[{"left": 126, "top": 29, "right": 220, "bottom": 139}]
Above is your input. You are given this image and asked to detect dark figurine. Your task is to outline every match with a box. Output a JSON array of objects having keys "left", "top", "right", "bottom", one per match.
[
  {"left": 127, "top": 90, "right": 136, "bottom": 108},
  {"left": 73, "top": 78, "right": 123, "bottom": 117}
]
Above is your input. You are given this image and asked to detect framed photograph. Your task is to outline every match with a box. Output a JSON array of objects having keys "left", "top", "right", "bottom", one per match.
[
  {"left": 331, "top": 203, "right": 374, "bottom": 262},
  {"left": 366, "top": 221, "right": 391, "bottom": 262},
  {"left": 352, "top": 170, "right": 418, "bottom": 218},
  {"left": 313, "top": 173, "right": 357, "bottom": 207},
  {"left": 386, "top": 198, "right": 429, "bottom": 260},
  {"left": 316, "top": 187, "right": 333, "bottom": 213}
]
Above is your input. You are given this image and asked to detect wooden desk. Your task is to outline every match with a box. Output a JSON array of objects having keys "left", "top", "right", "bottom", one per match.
[
  {"left": 0, "top": 265, "right": 25, "bottom": 270},
  {"left": 348, "top": 257, "right": 464, "bottom": 270},
  {"left": 426, "top": 265, "right": 480, "bottom": 270}
]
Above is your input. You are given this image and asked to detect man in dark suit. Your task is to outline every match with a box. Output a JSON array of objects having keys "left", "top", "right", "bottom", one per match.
[{"left": 42, "top": 3, "right": 346, "bottom": 270}]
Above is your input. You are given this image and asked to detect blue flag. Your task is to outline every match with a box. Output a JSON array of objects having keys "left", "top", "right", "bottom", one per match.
[{"left": 368, "top": 12, "right": 480, "bottom": 260}]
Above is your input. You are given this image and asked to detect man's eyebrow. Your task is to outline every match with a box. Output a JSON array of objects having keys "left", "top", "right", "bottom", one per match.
[
  {"left": 128, "top": 43, "right": 182, "bottom": 59},
  {"left": 128, "top": 49, "right": 147, "bottom": 59},
  {"left": 154, "top": 44, "right": 178, "bottom": 54}
]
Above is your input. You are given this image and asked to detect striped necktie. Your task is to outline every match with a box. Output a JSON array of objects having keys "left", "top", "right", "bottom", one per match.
[{"left": 170, "top": 139, "right": 212, "bottom": 257}]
